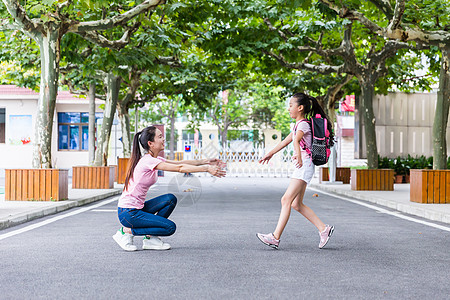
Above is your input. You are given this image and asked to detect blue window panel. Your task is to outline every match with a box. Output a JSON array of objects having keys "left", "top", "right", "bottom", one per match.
[
  {"left": 58, "top": 125, "right": 69, "bottom": 150},
  {"left": 82, "top": 126, "right": 89, "bottom": 150},
  {"left": 58, "top": 112, "right": 80, "bottom": 123},
  {"left": 81, "top": 112, "right": 89, "bottom": 123},
  {"left": 69, "top": 125, "right": 79, "bottom": 150}
]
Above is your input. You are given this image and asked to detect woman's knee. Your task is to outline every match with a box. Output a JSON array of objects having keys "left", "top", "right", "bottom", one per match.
[
  {"left": 167, "top": 220, "right": 177, "bottom": 235},
  {"left": 167, "top": 193, "right": 177, "bottom": 206}
]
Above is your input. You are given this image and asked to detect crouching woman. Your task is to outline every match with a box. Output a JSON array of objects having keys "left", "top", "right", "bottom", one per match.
[{"left": 113, "top": 126, "right": 225, "bottom": 251}]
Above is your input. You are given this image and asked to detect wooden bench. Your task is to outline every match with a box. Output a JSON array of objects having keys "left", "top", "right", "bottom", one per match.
[
  {"left": 116, "top": 158, "right": 130, "bottom": 184},
  {"left": 410, "top": 169, "right": 450, "bottom": 204},
  {"left": 319, "top": 167, "right": 351, "bottom": 184},
  {"left": 72, "top": 166, "right": 115, "bottom": 189},
  {"left": 350, "top": 169, "right": 394, "bottom": 191},
  {"left": 5, "top": 169, "right": 68, "bottom": 201}
]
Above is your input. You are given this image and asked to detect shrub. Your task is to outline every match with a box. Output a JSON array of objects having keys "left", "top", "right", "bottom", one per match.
[{"left": 377, "top": 155, "right": 440, "bottom": 176}]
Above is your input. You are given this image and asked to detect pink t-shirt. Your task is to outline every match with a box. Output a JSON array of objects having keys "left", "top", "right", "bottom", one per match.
[
  {"left": 293, "top": 120, "right": 312, "bottom": 159},
  {"left": 118, "top": 155, "right": 166, "bottom": 209}
]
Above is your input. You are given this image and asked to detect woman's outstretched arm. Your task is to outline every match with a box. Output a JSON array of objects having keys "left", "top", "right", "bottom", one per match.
[
  {"left": 156, "top": 162, "right": 226, "bottom": 178},
  {"left": 164, "top": 158, "right": 224, "bottom": 167}
]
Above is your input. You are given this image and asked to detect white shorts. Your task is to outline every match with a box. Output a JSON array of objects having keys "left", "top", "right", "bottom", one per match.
[{"left": 291, "top": 156, "right": 315, "bottom": 184}]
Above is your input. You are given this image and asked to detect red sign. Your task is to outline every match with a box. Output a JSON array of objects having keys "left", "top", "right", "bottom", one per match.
[{"left": 341, "top": 95, "right": 355, "bottom": 112}]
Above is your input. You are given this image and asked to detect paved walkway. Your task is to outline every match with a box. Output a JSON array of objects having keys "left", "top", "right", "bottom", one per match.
[
  {"left": 0, "top": 185, "right": 122, "bottom": 230},
  {"left": 308, "top": 177, "right": 450, "bottom": 224},
  {"left": 1, "top": 172, "right": 449, "bottom": 230}
]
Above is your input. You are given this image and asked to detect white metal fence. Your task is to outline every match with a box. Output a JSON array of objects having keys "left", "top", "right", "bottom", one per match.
[{"left": 192, "top": 143, "right": 298, "bottom": 177}]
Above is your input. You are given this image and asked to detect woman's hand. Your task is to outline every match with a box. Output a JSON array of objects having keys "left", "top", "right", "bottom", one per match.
[
  {"left": 292, "top": 154, "right": 303, "bottom": 168},
  {"left": 206, "top": 158, "right": 226, "bottom": 168},
  {"left": 259, "top": 152, "right": 273, "bottom": 164},
  {"left": 207, "top": 165, "right": 226, "bottom": 178}
]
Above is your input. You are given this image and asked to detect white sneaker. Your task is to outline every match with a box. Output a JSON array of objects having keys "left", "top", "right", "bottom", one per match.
[
  {"left": 113, "top": 229, "right": 137, "bottom": 251},
  {"left": 142, "top": 236, "right": 171, "bottom": 250}
]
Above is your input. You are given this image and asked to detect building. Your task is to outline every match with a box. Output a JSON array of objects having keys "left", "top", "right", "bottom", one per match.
[{"left": 0, "top": 85, "right": 123, "bottom": 172}]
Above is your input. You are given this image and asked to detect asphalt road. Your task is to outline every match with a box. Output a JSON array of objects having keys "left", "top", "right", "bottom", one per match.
[{"left": 1, "top": 176, "right": 449, "bottom": 299}]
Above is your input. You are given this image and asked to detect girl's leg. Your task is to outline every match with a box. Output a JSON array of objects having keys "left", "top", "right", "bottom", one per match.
[
  {"left": 291, "top": 183, "right": 326, "bottom": 232},
  {"left": 142, "top": 193, "right": 177, "bottom": 218},
  {"left": 272, "top": 179, "right": 304, "bottom": 240}
]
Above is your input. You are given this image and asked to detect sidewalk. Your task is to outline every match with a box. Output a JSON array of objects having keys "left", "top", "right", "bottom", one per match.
[
  {"left": 0, "top": 184, "right": 122, "bottom": 230},
  {"left": 309, "top": 177, "right": 450, "bottom": 224}
]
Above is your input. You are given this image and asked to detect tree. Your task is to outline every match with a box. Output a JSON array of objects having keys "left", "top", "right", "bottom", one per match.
[
  {"left": 0, "top": 0, "right": 165, "bottom": 168},
  {"left": 319, "top": 0, "right": 449, "bottom": 169}
]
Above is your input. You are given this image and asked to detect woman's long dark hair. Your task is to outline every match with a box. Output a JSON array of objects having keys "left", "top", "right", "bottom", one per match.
[
  {"left": 124, "top": 126, "right": 157, "bottom": 191},
  {"left": 292, "top": 92, "right": 335, "bottom": 147}
]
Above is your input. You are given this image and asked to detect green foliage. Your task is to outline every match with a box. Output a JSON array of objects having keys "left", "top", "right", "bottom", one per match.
[
  {"left": 378, "top": 155, "right": 439, "bottom": 175},
  {"left": 403, "top": 0, "right": 450, "bottom": 31},
  {"left": 0, "top": 31, "right": 40, "bottom": 90}
]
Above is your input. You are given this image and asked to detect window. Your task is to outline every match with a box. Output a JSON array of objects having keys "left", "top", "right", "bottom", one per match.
[
  {"left": 0, "top": 108, "right": 5, "bottom": 143},
  {"left": 58, "top": 112, "right": 102, "bottom": 151}
]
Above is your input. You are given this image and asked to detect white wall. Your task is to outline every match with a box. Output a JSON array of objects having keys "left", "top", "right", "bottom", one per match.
[
  {"left": 0, "top": 98, "right": 37, "bottom": 169},
  {"left": 0, "top": 98, "right": 122, "bottom": 172}
]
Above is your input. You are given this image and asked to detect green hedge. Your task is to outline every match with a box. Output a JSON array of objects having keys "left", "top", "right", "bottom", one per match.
[{"left": 378, "top": 155, "right": 450, "bottom": 175}]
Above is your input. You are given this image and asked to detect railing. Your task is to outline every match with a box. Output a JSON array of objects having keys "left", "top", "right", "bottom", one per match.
[{"left": 192, "top": 144, "right": 297, "bottom": 177}]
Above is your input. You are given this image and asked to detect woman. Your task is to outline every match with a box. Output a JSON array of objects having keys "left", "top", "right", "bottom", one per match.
[
  {"left": 113, "top": 125, "right": 226, "bottom": 251},
  {"left": 257, "top": 93, "right": 335, "bottom": 249}
]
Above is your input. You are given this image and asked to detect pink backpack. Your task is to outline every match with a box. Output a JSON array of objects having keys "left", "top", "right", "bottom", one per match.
[{"left": 294, "top": 114, "right": 331, "bottom": 166}]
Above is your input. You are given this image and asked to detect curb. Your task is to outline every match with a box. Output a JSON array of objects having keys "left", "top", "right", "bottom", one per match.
[
  {"left": 309, "top": 183, "right": 450, "bottom": 225},
  {"left": 0, "top": 189, "right": 122, "bottom": 230}
]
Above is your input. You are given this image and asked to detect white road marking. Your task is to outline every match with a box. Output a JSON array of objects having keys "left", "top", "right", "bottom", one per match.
[
  {"left": 309, "top": 187, "right": 450, "bottom": 232},
  {"left": 0, "top": 197, "right": 119, "bottom": 241}
]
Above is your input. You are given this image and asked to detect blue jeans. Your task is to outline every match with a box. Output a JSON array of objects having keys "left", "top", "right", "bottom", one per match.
[{"left": 118, "top": 193, "right": 177, "bottom": 236}]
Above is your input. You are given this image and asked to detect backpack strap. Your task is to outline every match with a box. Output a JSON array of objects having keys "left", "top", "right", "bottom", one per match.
[
  {"left": 293, "top": 119, "right": 311, "bottom": 154},
  {"left": 293, "top": 119, "right": 310, "bottom": 133}
]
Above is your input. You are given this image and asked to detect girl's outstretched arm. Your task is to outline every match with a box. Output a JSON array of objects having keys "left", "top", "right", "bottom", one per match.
[{"left": 259, "top": 133, "right": 293, "bottom": 164}]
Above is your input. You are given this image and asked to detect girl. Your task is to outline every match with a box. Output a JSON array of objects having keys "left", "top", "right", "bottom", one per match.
[
  {"left": 113, "top": 125, "right": 226, "bottom": 251},
  {"left": 257, "top": 93, "right": 334, "bottom": 249}
]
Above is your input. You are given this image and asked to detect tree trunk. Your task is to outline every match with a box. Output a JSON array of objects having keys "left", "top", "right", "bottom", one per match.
[
  {"left": 94, "top": 73, "right": 121, "bottom": 166},
  {"left": 360, "top": 82, "right": 378, "bottom": 169},
  {"left": 117, "top": 102, "right": 132, "bottom": 158},
  {"left": 169, "top": 112, "right": 176, "bottom": 160},
  {"left": 221, "top": 128, "right": 228, "bottom": 149},
  {"left": 88, "top": 82, "right": 96, "bottom": 165},
  {"left": 433, "top": 47, "right": 450, "bottom": 170},
  {"left": 32, "top": 28, "right": 61, "bottom": 168},
  {"left": 134, "top": 106, "right": 139, "bottom": 134}
]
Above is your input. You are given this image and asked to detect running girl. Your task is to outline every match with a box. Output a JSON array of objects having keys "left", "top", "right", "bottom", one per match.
[
  {"left": 257, "top": 93, "right": 334, "bottom": 249},
  {"left": 113, "top": 126, "right": 226, "bottom": 251}
]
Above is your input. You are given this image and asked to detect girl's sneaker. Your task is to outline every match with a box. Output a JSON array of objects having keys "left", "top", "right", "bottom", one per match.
[
  {"left": 113, "top": 229, "right": 137, "bottom": 251},
  {"left": 256, "top": 233, "right": 280, "bottom": 249},
  {"left": 143, "top": 236, "right": 171, "bottom": 250},
  {"left": 319, "top": 225, "right": 334, "bottom": 249}
]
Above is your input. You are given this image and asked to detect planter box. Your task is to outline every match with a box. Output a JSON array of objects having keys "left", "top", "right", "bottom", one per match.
[
  {"left": 5, "top": 169, "right": 68, "bottom": 201},
  {"left": 319, "top": 167, "right": 351, "bottom": 184},
  {"left": 116, "top": 158, "right": 130, "bottom": 184},
  {"left": 350, "top": 169, "right": 394, "bottom": 191},
  {"left": 410, "top": 170, "right": 450, "bottom": 204},
  {"left": 72, "top": 166, "right": 115, "bottom": 189}
]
